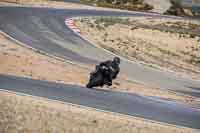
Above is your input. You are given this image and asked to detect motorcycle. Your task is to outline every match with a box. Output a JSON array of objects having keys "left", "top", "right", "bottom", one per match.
[{"left": 86, "top": 65, "right": 111, "bottom": 88}]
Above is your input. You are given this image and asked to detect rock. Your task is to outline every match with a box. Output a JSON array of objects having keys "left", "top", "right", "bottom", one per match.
[
  {"left": 144, "top": 0, "right": 172, "bottom": 13},
  {"left": 164, "top": 6, "right": 186, "bottom": 16},
  {"left": 183, "top": 8, "right": 194, "bottom": 16}
]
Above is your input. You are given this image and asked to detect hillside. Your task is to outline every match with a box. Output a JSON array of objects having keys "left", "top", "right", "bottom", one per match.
[
  {"left": 80, "top": 0, "right": 153, "bottom": 11},
  {"left": 164, "top": 0, "right": 200, "bottom": 16}
]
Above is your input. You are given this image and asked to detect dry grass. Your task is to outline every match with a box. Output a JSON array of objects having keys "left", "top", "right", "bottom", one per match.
[{"left": 0, "top": 91, "right": 198, "bottom": 133}]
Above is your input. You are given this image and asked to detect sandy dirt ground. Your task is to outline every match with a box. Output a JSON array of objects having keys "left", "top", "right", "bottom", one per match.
[
  {"left": 75, "top": 17, "right": 200, "bottom": 80},
  {"left": 0, "top": 91, "right": 199, "bottom": 133}
]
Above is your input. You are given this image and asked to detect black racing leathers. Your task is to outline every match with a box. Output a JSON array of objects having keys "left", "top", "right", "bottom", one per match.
[{"left": 97, "top": 60, "right": 120, "bottom": 86}]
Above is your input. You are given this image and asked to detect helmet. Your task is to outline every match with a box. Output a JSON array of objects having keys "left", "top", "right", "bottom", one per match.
[{"left": 113, "top": 57, "right": 120, "bottom": 65}]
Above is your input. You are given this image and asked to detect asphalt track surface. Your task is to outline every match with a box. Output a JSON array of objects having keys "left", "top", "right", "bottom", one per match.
[
  {"left": 1, "top": 74, "right": 200, "bottom": 129},
  {"left": 0, "top": 6, "right": 200, "bottom": 129}
]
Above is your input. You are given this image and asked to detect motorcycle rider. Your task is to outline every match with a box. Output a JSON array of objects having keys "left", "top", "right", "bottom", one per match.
[{"left": 96, "top": 57, "right": 120, "bottom": 86}]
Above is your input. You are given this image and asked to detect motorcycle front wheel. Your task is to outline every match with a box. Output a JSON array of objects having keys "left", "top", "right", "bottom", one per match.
[{"left": 86, "top": 73, "right": 103, "bottom": 88}]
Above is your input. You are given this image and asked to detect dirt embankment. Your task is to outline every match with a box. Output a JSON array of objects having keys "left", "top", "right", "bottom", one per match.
[
  {"left": 0, "top": 91, "right": 198, "bottom": 133},
  {"left": 75, "top": 17, "right": 200, "bottom": 80}
]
